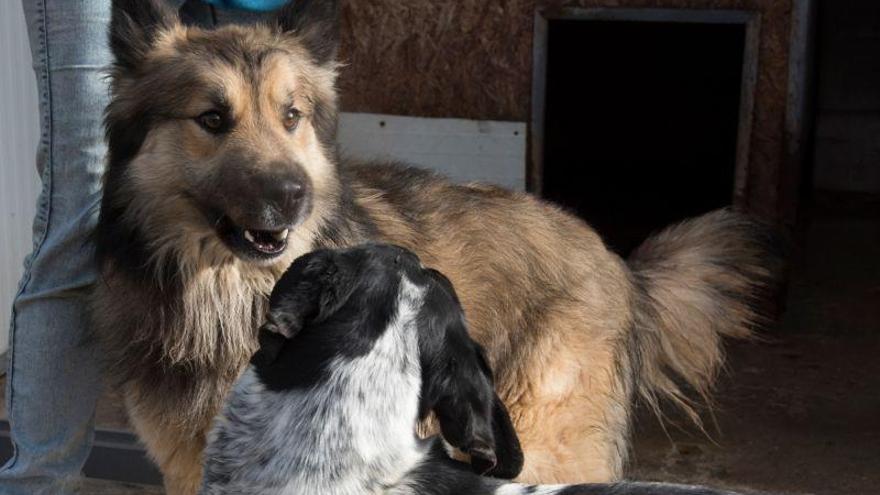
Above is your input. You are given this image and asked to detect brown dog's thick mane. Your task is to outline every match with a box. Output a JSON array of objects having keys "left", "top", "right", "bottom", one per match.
[{"left": 93, "top": 0, "right": 353, "bottom": 435}]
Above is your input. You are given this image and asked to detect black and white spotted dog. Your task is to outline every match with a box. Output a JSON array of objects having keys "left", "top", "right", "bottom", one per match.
[{"left": 200, "top": 244, "right": 744, "bottom": 495}]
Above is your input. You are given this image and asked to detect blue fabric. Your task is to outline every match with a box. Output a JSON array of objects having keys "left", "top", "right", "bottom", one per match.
[
  {"left": 203, "top": 0, "right": 288, "bottom": 12},
  {"left": 0, "top": 2, "right": 110, "bottom": 493}
]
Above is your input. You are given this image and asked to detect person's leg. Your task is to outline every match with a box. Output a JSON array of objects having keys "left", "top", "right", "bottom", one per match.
[
  {"left": 0, "top": 2, "right": 110, "bottom": 493},
  {"left": 0, "top": 2, "right": 276, "bottom": 493}
]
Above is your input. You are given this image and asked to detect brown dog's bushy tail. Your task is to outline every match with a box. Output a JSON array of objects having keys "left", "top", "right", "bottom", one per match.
[{"left": 627, "top": 208, "right": 779, "bottom": 424}]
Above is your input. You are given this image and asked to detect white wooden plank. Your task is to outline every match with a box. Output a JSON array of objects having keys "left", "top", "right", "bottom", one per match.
[
  {"left": 338, "top": 113, "right": 527, "bottom": 191},
  {"left": 0, "top": 3, "right": 41, "bottom": 356}
]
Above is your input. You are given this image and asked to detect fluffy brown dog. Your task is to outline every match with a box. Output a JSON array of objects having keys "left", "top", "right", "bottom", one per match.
[{"left": 92, "top": 1, "right": 776, "bottom": 493}]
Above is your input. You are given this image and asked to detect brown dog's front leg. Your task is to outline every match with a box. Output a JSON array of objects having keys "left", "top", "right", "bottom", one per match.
[{"left": 125, "top": 391, "right": 210, "bottom": 495}]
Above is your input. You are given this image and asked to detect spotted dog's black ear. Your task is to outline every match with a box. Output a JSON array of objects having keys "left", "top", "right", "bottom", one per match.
[
  {"left": 262, "top": 249, "right": 356, "bottom": 339},
  {"left": 110, "top": 0, "right": 178, "bottom": 70},
  {"left": 253, "top": 249, "right": 356, "bottom": 367},
  {"left": 260, "top": 251, "right": 332, "bottom": 340},
  {"left": 418, "top": 288, "right": 524, "bottom": 479},
  {"left": 274, "top": 0, "right": 340, "bottom": 65},
  {"left": 472, "top": 351, "right": 524, "bottom": 479}
]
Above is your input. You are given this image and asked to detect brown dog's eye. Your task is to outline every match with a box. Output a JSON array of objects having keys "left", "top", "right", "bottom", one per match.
[
  {"left": 197, "top": 111, "right": 226, "bottom": 133},
  {"left": 283, "top": 108, "right": 301, "bottom": 132}
]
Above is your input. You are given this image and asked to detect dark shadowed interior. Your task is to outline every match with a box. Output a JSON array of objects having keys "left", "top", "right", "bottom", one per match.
[{"left": 541, "top": 20, "right": 746, "bottom": 255}]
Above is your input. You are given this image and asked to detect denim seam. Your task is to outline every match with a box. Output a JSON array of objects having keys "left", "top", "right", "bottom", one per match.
[{"left": 5, "top": 0, "right": 54, "bottom": 471}]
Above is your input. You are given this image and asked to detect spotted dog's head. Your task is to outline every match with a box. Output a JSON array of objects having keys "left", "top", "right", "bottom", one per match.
[{"left": 253, "top": 244, "right": 524, "bottom": 479}]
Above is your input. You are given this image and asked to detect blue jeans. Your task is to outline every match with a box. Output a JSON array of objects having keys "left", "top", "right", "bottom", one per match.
[{"left": 1, "top": 2, "right": 264, "bottom": 493}]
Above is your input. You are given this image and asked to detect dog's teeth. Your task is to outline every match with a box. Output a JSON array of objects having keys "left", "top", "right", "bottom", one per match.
[
  {"left": 276, "top": 229, "right": 289, "bottom": 240},
  {"left": 244, "top": 230, "right": 256, "bottom": 244}
]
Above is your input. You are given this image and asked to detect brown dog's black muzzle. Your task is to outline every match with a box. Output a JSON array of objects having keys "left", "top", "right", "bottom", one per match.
[
  {"left": 246, "top": 166, "right": 310, "bottom": 229},
  {"left": 205, "top": 158, "right": 313, "bottom": 260}
]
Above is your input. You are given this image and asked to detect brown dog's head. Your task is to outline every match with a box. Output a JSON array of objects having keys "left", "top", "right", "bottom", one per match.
[{"left": 100, "top": 0, "right": 341, "bottom": 270}]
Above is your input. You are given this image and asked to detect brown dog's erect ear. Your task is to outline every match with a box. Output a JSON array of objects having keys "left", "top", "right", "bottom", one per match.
[
  {"left": 110, "top": 0, "right": 178, "bottom": 69},
  {"left": 274, "top": 0, "right": 340, "bottom": 65}
]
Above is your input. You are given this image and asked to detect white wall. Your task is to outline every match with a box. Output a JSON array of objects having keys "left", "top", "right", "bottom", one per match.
[
  {"left": 0, "top": 3, "right": 41, "bottom": 356},
  {"left": 338, "top": 113, "right": 526, "bottom": 191}
]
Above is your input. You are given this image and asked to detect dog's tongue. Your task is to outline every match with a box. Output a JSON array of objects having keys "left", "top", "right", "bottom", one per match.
[{"left": 243, "top": 228, "right": 288, "bottom": 253}]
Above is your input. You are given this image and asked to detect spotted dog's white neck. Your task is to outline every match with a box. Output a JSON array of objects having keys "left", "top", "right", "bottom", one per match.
[{"left": 203, "top": 278, "right": 428, "bottom": 495}]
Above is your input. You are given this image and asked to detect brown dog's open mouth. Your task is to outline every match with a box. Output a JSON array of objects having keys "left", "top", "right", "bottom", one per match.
[
  {"left": 216, "top": 216, "right": 290, "bottom": 260},
  {"left": 242, "top": 228, "right": 289, "bottom": 253}
]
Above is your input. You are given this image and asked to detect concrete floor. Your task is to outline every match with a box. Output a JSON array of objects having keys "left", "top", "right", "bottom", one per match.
[
  {"left": 630, "top": 212, "right": 880, "bottom": 495},
  {"left": 4, "top": 212, "right": 877, "bottom": 494},
  {"left": 631, "top": 336, "right": 880, "bottom": 495}
]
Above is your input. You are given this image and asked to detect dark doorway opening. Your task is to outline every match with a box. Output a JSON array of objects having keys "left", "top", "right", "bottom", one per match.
[{"left": 539, "top": 18, "right": 747, "bottom": 255}]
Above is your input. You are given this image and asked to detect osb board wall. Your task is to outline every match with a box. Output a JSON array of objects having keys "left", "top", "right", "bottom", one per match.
[{"left": 338, "top": 0, "right": 794, "bottom": 222}]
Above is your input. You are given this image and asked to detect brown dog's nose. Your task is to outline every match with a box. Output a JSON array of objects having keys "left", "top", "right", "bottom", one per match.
[
  {"left": 277, "top": 180, "right": 304, "bottom": 199},
  {"left": 258, "top": 170, "right": 308, "bottom": 220},
  {"left": 212, "top": 156, "right": 313, "bottom": 230}
]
